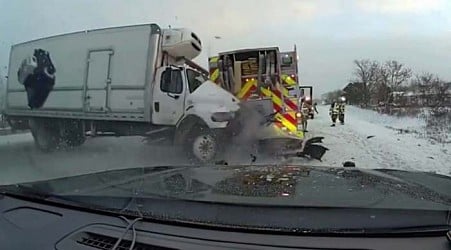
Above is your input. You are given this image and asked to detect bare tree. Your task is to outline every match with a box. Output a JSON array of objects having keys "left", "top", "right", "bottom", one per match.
[
  {"left": 352, "top": 59, "right": 379, "bottom": 106},
  {"left": 431, "top": 80, "right": 450, "bottom": 108},
  {"left": 411, "top": 72, "right": 435, "bottom": 106},
  {"left": 343, "top": 82, "right": 365, "bottom": 105},
  {"left": 413, "top": 72, "right": 435, "bottom": 86},
  {"left": 370, "top": 64, "right": 390, "bottom": 104},
  {"left": 324, "top": 89, "right": 344, "bottom": 103},
  {"left": 374, "top": 60, "right": 412, "bottom": 103},
  {"left": 384, "top": 60, "right": 412, "bottom": 90}
]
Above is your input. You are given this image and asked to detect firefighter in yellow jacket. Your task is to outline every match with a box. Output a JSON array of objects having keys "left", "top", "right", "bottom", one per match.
[
  {"left": 329, "top": 100, "right": 339, "bottom": 126},
  {"left": 330, "top": 96, "right": 346, "bottom": 126}
]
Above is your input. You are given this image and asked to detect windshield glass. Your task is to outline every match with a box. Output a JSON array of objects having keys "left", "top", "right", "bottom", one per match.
[
  {"left": 186, "top": 68, "right": 207, "bottom": 93},
  {"left": 0, "top": 0, "right": 450, "bottom": 232}
]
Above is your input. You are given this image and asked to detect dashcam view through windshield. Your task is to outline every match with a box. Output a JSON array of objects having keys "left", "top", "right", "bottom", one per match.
[{"left": 0, "top": 0, "right": 450, "bottom": 237}]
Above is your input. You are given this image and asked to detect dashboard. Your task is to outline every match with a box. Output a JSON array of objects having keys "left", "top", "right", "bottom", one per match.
[{"left": 0, "top": 194, "right": 450, "bottom": 250}]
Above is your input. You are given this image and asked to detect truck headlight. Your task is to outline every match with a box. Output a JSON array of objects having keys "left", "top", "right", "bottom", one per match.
[{"left": 211, "top": 112, "right": 235, "bottom": 122}]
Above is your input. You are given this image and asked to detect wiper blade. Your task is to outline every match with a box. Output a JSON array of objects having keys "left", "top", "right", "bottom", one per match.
[
  {"left": 326, "top": 224, "right": 451, "bottom": 236},
  {"left": 0, "top": 184, "right": 50, "bottom": 199},
  {"left": 0, "top": 184, "right": 82, "bottom": 206},
  {"left": 384, "top": 225, "right": 451, "bottom": 234}
]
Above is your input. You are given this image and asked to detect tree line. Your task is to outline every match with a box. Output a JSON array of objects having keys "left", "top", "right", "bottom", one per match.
[{"left": 323, "top": 59, "right": 450, "bottom": 108}]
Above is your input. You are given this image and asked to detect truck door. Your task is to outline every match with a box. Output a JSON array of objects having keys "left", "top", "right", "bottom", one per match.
[
  {"left": 85, "top": 50, "right": 113, "bottom": 112},
  {"left": 152, "top": 67, "right": 185, "bottom": 125}
]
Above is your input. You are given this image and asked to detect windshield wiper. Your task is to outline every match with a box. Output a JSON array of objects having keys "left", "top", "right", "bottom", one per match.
[
  {"left": 326, "top": 224, "right": 451, "bottom": 236},
  {"left": 0, "top": 184, "right": 85, "bottom": 207}
]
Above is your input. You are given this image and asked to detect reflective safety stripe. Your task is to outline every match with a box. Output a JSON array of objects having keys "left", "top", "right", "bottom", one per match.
[
  {"left": 281, "top": 74, "right": 297, "bottom": 85},
  {"left": 209, "top": 57, "right": 220, "bottom": 83},
  {"left": 210, "top": 69, "right": 219, "bottom": 82},
  {"left": 274, "top": 113, "right": 297, "bottom": 132},
  {"left": 260, "top": 88, "right": 297, "bottom": 129},
  {"left": 281, "top": 85, "right": 290, "bottom": 97},
  {"left": 237, "top": 79, "right": 257, "bottom": 99},
  {"left": 236, "top": 80, "right": 301, "bottom": 135},
  {"left": 295, "top": 130, "right": 304, "bottom": 138},
  {"left": 272, "top": 89, "right": 298, "bottom": 111},
  {"left": 272, "top": 124, "right": 304, "bottom": 139},
  {"left": 209, "top": 57, "right": 219, "bottom": 63},
  {"left": 244, "top": 85, "right": 257, "bottom": 100},
  {"left": 261, "top": 87, "right": 282, "bottom": 108}
]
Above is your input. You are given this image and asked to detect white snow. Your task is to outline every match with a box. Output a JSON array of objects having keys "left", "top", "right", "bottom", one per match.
[
  {"left": 0, "top": 105, "right": 449, "bottom": 185},
  {"left": 307, "top": 105, "right": 451, "bottom": 176},
  {"left": 342, "top": 106, "right": 426, "bottom": 131}
]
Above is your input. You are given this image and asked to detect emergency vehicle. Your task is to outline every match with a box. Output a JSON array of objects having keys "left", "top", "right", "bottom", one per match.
[{"left": 208, "top": 46, "right": 305, "bottom": 138}]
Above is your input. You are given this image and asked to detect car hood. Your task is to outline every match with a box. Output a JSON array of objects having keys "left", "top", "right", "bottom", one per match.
[{"left": 5, "top": 165, "right": 451, "bottom": 211}]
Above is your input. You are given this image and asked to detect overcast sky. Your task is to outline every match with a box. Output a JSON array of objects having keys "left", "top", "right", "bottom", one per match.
[{"left": 0, "top": 0, "right": 450, "bottom": 96}]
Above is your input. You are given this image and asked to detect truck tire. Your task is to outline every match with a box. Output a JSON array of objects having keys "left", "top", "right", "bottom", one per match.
[
  {"left": 61, "top": 120, "right": 86, "bottom": 147},
  {"left": 29, "top": 118, "right": 59, "bottom": 152},
  {"left": 185, "top": 126, "right": 218, "bottom": 163}
]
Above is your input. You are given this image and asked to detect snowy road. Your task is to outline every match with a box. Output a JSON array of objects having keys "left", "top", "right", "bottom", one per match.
[
  {"left": 0, "top": 134, "right": 189, "bottom": 185},
  {"left": 0, "top": 105, "right": 449, "bottom": 185},
  {"left": 307, "top": 105, "right": 451, "bottom": 176}
]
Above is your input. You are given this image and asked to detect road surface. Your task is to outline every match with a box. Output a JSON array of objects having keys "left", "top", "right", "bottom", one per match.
[{"left": 0, "top": 105, "right": 449, "bottom": 185}]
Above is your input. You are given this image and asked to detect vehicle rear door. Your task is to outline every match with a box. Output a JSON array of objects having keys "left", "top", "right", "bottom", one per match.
[{"left": 84, "top": 50, "right": 113, "bottom": 112}]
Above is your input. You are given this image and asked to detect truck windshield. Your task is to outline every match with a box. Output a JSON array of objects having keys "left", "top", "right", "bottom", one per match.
[{"left": 186, "top": 68, "right": 207, "bottom": 93}]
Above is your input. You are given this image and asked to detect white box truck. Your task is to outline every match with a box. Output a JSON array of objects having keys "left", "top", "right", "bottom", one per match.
[{"left": 3, "top": 23, "right": 242, "bottom": 162}]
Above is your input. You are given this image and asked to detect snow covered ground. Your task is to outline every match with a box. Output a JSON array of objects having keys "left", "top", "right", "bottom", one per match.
[
  {"left": 307, "top": 105, "right": 451, "bottom": 176},
  {"left": 0, "top": 105, "right": 449, "bottom": 185}
]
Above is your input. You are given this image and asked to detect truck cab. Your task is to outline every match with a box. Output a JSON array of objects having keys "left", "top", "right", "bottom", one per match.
[
  {"left": 152, "top": 64, "right": 240, "bottom": 127},
  {"left": 154, "top": 28, "right": 239, "bottom": 127},
  {"left": 150, "top": 63, "right": 240, "bottom": 162}
]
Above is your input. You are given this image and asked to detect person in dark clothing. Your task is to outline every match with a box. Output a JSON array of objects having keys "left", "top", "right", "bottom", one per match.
[{"left": 18, "top": 49, "right": 56, "bottom": 109}]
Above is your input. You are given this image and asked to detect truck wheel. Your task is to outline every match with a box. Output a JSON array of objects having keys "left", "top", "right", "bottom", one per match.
[
  {"left": 61, "top": 120, "right": 85, "bottom": 147},
  {"left": 29, "top": 118, "right": 59, "bottom": 152},
  {"left": 186, "top": 127, "right": 218, "bottom": 163},
  {"left": 65, "top": 132, "right": 85, "bottom": 147}
]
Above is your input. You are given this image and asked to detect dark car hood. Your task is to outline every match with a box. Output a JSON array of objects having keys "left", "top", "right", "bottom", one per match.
[{"left": 5, "top": 165, "right": 451, "bottom": 211}]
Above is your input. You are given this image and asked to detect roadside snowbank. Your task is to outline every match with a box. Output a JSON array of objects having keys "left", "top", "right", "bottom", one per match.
[{"left": 309, "top": 105, "right": 451, "bottom": 176}]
